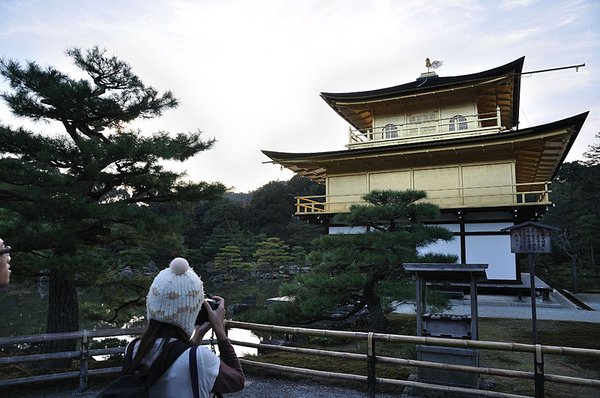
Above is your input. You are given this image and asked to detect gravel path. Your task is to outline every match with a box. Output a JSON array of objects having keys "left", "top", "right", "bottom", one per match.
[
  {"left": 3, "top": 375, "right": 402, "bottom": 398},
  {"left": 230, "top": 375, "right": 400, "bottom": 398}
]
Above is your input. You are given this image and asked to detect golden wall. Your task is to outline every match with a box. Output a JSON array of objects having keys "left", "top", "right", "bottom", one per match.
[
  {"left": 326, "top": 174, "right": 368, "bottom": 212},
  {"left": 326, "top": 161, "right": 515, "bottom": 209}
]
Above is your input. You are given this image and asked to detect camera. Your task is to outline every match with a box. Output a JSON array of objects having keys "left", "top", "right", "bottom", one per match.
[{"left": 195, "top": 294, "right": 220, "bottom": 325}]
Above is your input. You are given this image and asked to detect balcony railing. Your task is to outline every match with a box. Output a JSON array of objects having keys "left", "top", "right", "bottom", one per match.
[
  {"left": 295, "top": 182, "right": 551, "bottom": 215},
  {"left": 348, "top": 107, "right": 503, "bottom": 148}
]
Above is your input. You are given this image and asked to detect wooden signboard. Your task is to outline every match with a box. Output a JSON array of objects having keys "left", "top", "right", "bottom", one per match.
[
  {"left": 502, "top": 222, "right": 559, "bottom": 254},
  {"left": 509, "top": 226, "right": 552, "bottom": 254}
]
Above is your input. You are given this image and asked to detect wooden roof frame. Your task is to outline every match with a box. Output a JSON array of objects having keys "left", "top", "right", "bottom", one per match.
[{"left": 263, "top": 112, "right": 589, "bottom": 184}]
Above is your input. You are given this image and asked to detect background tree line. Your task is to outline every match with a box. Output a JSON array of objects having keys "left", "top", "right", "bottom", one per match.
[
  {"left": 540, "top": 133, "right": 600, "bottom": 292},
  {"left": 182, "top": 175, "right": 325, "bottom": 274}
]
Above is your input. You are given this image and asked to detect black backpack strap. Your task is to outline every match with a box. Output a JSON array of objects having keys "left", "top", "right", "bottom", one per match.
[
  {"left": 189, "top": 346, "right": 200, "bottom": 398},
  {"left": 121, "top": 338, "right": 140, "bottom": 371},
  {"left": 191, "top": 346, "right": 223, "bottom": 398},
  {"left": 141, "top": 340, "right": 190, "bottom": 388}
]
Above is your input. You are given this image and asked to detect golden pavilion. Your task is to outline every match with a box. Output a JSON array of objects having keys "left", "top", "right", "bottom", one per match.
[{"left": 263, "top": 57, "right": 588, "bottom": 282}]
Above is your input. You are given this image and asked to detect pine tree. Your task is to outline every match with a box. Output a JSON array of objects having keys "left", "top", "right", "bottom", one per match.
[
  {"left": 253, "top": 236, "right": 292, "bottom": 272},
  {"left": 290, "top": 245, "right": 307, "bottom": 265},
  {"left": 0, "top": 47, "right": 225, "bottom": 352},
  {"left": 280, "top": 190, "right": 456, "bottom": 332},
  {"left": 202, "top": 227, "right": 233, "bottom": 263},
  {"left": 583, "top": 132, "right": 600, "bottom": 166},
  {"left": 214, "top": 245, "right": 246, "bottom": 277}
]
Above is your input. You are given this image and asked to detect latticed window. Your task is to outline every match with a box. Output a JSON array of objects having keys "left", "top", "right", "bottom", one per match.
[
  {"left": 449, "top": 115, "right": 468, "bottom": 131},
  {"left": 383, "top": 123, "right": 398, "bottom": 138}
]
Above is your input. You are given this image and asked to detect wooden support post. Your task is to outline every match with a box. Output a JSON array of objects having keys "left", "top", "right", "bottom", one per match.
[
  {"left": 415, "top": 276, "right": 423, "bottom": 336},
  {"left": 367, "top": 332, "right": 376, "bottom": 398},
  {"left": 470, "top": 275, "right": 478, "bottom": 341},
  {"left": 529, "top": 254, "right": 538, "bottom": 346},
  {"left": 534, "top": 344, "right": 545, "bottom": 398},
  {"left": 78, "top": 333, "right": 89, "bottom": 392}
]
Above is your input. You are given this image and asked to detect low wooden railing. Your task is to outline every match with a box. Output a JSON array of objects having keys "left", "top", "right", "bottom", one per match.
[
  {"left": 295, "top": 182, "right": 551, "bottom": 214},
  {"left": 1, "top": 321, "right": 599, "bottom": 397},
  {"left": 228, "top": 321, "right": 600, "bottom": 398},
  {"left": 0, "top": 327, "right": 145, "bottom": 391}
]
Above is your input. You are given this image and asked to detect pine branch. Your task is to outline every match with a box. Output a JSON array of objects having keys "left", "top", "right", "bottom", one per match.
[
  {"left": 299, "top": 300, "right": 367, "bottom": 324},
  {"left": 106, "top": 296, "right": 145, "bottom": 324},
  {"left": 0, "top": 188, "right": 36, "bottom": 201},
  {"left": 76, "top": 123, "right": 111, "bottom": 144},
  {"left": 62, "top": 120, "right": 82, "bottom": 143}
]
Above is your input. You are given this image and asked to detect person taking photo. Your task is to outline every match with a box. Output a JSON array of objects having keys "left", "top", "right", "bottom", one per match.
[{"left": 103, "top": 257, "right": 244, "bottom": 397}]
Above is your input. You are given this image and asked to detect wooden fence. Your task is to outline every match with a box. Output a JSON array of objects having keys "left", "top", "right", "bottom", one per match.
[
  {"left": 1, "top": 321, "right": 599, "bottom": 397},
  {"left": 0, "top": 326, "right": 145, "bottom": 391}
]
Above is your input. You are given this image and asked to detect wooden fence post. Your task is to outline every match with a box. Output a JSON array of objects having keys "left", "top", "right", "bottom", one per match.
[
  {"left": 534, "top": 344, "right": 544, "bottom": 398},
  {"left": 79, "top": 332, "right": 90, "bottom": 392},
  {"left": 367, "top": 332, "right": 376, "bottom": 398}
]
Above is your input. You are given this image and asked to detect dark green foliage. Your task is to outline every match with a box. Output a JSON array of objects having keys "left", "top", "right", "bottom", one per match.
[
  {"left": 0, "top": 47, "right": 225, "bottom": 337},
  {"left": 290, "top": 245, "right": 307, "bottom": 265},
  {"left": 544, "top": 161, "right": 600, "bottom": 260},
  {"left": 214, "top": 245, "right": 253, "bottom": 275},
  {"left": 188, "top": 199, "right": 244, "bottom": 240},
  {"left": 243, "top": 177, "right": 325, "bottom": 240},
  {"left": 541, "top": 145, "right": 600, "bottom": 290},
  {"left": 201, "top": 227, "right": 233, "bottom": 262},
  {"left": 183, "top": 175, "right": 325, "bottom": 266},
  {"left": 278, "top": 190, "right": 456, "bottom": 332},
  {"left": 287, "top": 174, "right": 325, "bottom": 196},
  {"left": 254, "top": 237, "right": 293, "bottom": 271},
  {"left": 285, "top": 218, "right": 325, "bottom": 250},
  {"left": 244, "top": 181, "right": 295, "bottom": 237},
  {"left": 338, "top": 190, "right": 442, "bottom": 232}
]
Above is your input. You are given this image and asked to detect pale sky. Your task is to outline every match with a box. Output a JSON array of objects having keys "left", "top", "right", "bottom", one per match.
[{"left": 0, "top": 0, "right": 598, "bottom": 192}]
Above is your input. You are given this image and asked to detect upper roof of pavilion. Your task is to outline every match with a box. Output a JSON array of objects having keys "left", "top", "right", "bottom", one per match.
[{"left": 320, "top": 57, "right": 525, "bottom": 133}]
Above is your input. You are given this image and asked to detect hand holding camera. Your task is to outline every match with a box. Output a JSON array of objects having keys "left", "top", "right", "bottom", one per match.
[
  {"left": 195, "top": 294, "right": 221, "bottom": 325},
  {"left": 193, "top": 293, "right": 227, "bottom": 342}
]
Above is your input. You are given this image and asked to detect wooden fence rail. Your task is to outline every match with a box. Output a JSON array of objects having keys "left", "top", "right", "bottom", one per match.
[
  {"left": 228, "top": 321, "right": 600, "bottom": 397},
  {"left": 0, "top": 321, "right": 599, "bottom": 397}
]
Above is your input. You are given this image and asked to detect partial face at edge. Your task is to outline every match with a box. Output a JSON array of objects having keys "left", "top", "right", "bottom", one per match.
[{"left": 0, "top": 239, "right": 12, "bottom": 287}]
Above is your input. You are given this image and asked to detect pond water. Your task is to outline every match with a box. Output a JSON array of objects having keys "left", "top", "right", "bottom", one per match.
[{"left": 0, "top": 277, "right": 283, "bottom": 357}]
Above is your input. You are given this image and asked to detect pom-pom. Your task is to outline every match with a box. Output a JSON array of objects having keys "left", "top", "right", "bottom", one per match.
[{"left": 169, "top": 257, "right": 190, "bottom": 275}]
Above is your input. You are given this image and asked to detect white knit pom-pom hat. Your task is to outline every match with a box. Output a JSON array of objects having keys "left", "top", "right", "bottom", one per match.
[{"left": 146, "top": 257, "right": 204, "bottom": 336}]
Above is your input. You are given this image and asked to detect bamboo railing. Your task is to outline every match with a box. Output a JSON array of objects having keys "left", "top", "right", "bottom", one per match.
[
  {"left": 0, "top": 321, "right": 599, "bottom": 397},
  {"left": 227, "top": 320, "right": 600, "bottom": 397}
]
